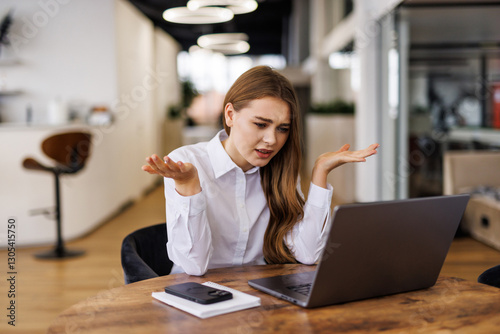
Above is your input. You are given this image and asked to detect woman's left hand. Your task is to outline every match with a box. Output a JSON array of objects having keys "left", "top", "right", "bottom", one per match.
[{"left": 311, "top": 143, "right": 380, "bottom": 188}]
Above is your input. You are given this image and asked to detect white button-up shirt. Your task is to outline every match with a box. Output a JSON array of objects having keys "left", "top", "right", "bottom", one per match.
[{"left": 165, "top": 130, "right": 333, "bottom": 276}]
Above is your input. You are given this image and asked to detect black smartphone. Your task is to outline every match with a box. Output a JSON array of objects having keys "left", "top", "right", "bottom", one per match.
[{"left": 164, "top": 282, "right": 233, "bottom": 304}]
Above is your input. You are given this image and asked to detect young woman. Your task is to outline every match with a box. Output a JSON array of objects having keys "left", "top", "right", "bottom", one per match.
[{"left": 143, "top": 66, "right": 379, "bottom": 276}]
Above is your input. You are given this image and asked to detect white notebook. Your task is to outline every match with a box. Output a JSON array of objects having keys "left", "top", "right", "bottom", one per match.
[{"left": 152, "top": 281, "right": 261, "bottom": 319}]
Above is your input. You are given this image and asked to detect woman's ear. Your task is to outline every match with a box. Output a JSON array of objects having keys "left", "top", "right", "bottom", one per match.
[{"left": 224, "top": 103, "right": 235, "bottom": 127}]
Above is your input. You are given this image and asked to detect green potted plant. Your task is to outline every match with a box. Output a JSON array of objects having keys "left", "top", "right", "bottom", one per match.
[
  {"left": 167, "top": 80, "right": 199, "bottom": 121},
  {"left": 309, "top": 99, "right": 355, "bottom": 115},
  {"left": 164, "top": 80, "right": 199, "bottom": 153}
]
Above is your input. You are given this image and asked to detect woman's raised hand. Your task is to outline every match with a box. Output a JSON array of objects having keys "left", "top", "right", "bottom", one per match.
[
  {"left": 317, "top": 143, "right": 379, "bottom": 171},
  {"left": 311, "top": 143, "right": 380, "bottom": 189},
  {"left": 142, "top": 154, "right": 201, "bottom": 196}
]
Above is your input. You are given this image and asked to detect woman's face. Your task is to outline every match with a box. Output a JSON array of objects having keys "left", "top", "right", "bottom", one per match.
[{"left": 223, "top": 96, "right": 291, "bottom": 172}]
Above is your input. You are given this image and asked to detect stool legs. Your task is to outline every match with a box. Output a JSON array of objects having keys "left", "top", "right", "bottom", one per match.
[{"left": 35, "top": 172, "right": 85, "bottom": 259}]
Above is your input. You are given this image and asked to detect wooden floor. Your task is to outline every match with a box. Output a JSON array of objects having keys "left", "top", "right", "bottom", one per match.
[{"left": 2, "top": 185, "right": 500, "bottom": 334}]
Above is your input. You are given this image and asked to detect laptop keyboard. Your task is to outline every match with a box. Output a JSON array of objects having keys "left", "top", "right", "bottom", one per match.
[{"left": 287, "top": 283, "right": 312, "bottom": 296}]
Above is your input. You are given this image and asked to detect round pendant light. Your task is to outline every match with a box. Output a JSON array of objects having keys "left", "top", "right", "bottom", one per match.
[
  {"left": 162, "top": 6, "right": 234, "bottom": 24},
  {"left": 187, "top": 0, "right": 258, "bottom": 15},
  {"left": 197, "top": 33, "right": 250, "bottom": 55}
]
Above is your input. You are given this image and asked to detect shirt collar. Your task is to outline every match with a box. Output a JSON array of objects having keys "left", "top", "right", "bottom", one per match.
[{"left": 208, "top": 130, "right": 260, "bottom": 178}]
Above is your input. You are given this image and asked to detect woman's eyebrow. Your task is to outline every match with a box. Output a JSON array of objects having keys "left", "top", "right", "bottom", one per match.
[{"left": 254, "top": 116, "right": 290, "bottom": 126}]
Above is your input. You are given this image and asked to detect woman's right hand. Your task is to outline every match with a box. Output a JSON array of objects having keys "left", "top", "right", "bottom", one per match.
[{"left": 142, "top": 154, "right": 201, "bottom": 196}]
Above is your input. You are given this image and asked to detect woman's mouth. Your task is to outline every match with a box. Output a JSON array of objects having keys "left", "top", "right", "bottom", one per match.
[{"left": 255, "top": 149, "right": 273, "bottom": 159}]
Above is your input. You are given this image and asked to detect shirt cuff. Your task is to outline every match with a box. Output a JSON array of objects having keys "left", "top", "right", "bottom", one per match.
[
  {"left": 165, "top": 179, "right": 206, "bottom": 216},
  {"left": 307, "top": 182, "right": 333, "bottom": 209}
]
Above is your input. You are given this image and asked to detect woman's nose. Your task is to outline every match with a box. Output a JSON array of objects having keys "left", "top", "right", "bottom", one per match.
[{"left": 263, "top": 129, "right": 276, "bottom": 145}]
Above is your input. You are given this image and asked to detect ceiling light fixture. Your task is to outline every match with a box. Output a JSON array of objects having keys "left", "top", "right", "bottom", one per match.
[
  {"left": 197, "top": 33, "right": 250, "bottom": 55},
  {"left": 187, "top": 0, "right": 258, "bottom": 15},
  {"left": 162, "top": 6, "right": 234, "bottom": 24}
]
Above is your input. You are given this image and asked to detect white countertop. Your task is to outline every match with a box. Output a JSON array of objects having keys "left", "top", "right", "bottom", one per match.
[
  {"left": 0, "top": 121, "right": 93, "bottom": 131},
  {"left": 448, "top": 127, "right": 500, "bottom": 146}
]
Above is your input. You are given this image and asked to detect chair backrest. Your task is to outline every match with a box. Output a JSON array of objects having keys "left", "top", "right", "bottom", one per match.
[
  {"left": 121, "top": 223, "right": 173, "bottom": 284},
  {"left": 42, "top": 132, "right": 92, "bottom": 171},
  {"left": 478, "top": 264, "right": 500, "bottom": 288}
]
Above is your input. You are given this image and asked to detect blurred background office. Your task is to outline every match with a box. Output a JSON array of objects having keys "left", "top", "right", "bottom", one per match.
[
  {"left": 1, "top": 0, "right": 500, "bottom": 248},
  {"left": 2, "top": 1, "right": 500, "bottom": 333}
]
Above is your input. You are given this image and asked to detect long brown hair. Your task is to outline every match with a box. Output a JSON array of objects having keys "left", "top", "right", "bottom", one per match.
[{"left": 223, "top": 66, "right": 304, "bottom": 264}]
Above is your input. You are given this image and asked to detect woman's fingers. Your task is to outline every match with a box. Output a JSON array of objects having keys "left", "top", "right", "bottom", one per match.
[
  {"left": 335, "top": 143, "right": 380, "bottom": 164},
  {"left": 366, "top": 143, "right": 380, "bottom": 153},
  {"left": 147, "top": 154, "right": 162, "bottom": 169},
  {"left": 350, "top": 144, "right": 379, "bottom": 159},
  {"left": 141, "top": 165, "right": 156, "bottom": 174},
  {"left": 143, "top": 154, "right": 173, "bottom": 177},
  {"left": 162, "top": 155, "right": 176, "bottom": 171},
  {"left": 314, "top": 143, "right": 380, "bottom": 176},
  {"left": 363, "top": 144, "right": 380, "bottom": 158},
  {"left": 177, "top": 161, "right": 187, "bottom": 173},
  {"left": 142, "top": 154, "right": 197, "bottom": 183},
  {"left": 142, "top": 155, "right": 160, "bottom": 173},
  {"left": 338, "top": 144, "right": 350, "bottom": 152}
]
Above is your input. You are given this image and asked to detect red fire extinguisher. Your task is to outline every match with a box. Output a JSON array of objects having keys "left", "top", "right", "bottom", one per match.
[{"left": 492, "top": 84, "right": 500, "bottom": 129}]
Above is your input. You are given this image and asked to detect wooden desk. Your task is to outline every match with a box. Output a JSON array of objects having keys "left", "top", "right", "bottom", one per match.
[{"left": 48, "top": 264, "right": 500, "bottom": 334}]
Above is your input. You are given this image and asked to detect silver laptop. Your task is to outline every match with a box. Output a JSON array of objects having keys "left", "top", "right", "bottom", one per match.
[{"left": 248, "top": 194, "right": 470, "bottom": 308}]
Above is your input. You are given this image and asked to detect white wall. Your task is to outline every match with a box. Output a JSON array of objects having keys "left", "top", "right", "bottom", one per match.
[
  {"left": 154, "top": 28, "right": 182, "bottom": 155},
  {"left": 0, "top": 0, "right": 181, "bottom": 247},
  {"left": 114, "top": 0, "right": 157, "bottom": 198},
  {"left": 0, "top": 0, "right": 117, "bottom": 123}
]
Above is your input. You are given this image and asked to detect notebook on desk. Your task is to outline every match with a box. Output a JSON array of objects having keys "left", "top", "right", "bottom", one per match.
[{"left": 248, "top": 194, "right": 470, "bottom": 308}]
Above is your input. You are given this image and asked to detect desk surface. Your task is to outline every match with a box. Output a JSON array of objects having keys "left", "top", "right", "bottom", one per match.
[{"left": 48, "top": 264, "right": 500, "bottom": 334}]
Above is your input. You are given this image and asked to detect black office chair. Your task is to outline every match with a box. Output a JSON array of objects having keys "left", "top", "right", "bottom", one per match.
[
  {"left": 22, "top": 131, "right": 92, "bottom": 259},
  {"left": 478, "top": 265, "right": 500, "bottom": 288},
  {"left": 121, "top": 223, "right": 173, "bottom": 284}
]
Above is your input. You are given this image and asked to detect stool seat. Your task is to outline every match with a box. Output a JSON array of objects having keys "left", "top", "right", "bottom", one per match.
[
  {"left": 23, "top": 157, "right": 80, "bottom": 174},
  {"left": 23, "top": 158, "right": 52, "bottom": 172},
  {"left": 22, "top": 131, "right": 92, "bottom": 259}
]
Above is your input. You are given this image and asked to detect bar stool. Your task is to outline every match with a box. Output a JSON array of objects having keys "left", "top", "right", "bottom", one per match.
[{"left": 22, "top": 131, "right": 92, "bottom": 259}]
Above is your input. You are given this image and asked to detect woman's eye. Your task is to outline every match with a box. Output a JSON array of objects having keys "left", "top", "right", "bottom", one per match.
[
  {"left": 254, "top": 123, "right": 266, "bottom": 128},
  {"left": 278, "top": 127, "right": 290, "bottom": 133}
]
